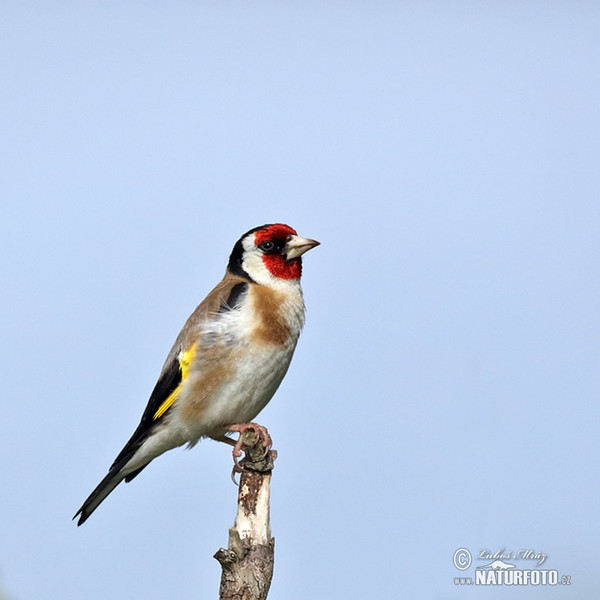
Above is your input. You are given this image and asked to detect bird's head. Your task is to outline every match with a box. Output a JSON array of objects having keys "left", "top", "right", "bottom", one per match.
[{"left": 228, "top": 223, "right": 320, "bottom": 285}]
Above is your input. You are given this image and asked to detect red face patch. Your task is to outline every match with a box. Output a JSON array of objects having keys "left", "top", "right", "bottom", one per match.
[
  {"left": 254, "top": 223, "right": 302, "bottom": 280},
  {"left": 253, "top": 223, "right": 297, "bottom": 244},
  {"left": 262, "top": 254, "right": 302, "bottom": 280}
]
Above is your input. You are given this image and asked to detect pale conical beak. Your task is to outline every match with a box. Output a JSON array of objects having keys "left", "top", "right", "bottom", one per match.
[{"left": 285, "top": 235, "right": 320, "bottom": 260}]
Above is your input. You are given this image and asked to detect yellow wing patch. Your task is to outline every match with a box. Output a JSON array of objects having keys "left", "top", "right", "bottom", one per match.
[{"left": 153, "top": 343, "right": 198, "bottom": 420}]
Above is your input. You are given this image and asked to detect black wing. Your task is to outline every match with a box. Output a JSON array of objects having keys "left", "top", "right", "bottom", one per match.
[
  {"left": 109, "top": 281, "right": 248, "bottom": 479},
  {"left": 110, "top": 354, "right": 182, "bottom": 473}
]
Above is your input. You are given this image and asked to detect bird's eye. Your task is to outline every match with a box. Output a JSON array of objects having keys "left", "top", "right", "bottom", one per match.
[{"left": 259, "top": 240, "right": 275, "bottom": 252}]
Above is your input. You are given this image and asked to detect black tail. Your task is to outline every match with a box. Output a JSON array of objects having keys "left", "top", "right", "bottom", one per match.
[
  {"left": 73, "top": 464, "right": 127, "bottom": 526},
  {"left": 74, "top": 418, "right": 156, "bottom": 525}
]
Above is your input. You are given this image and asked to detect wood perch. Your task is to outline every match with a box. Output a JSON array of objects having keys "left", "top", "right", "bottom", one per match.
[{"left": 214, "top": 428, "right": 276, "bottom": 600}]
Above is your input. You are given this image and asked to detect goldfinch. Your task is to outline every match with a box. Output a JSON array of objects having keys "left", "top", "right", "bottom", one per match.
[{"left": 74, "top": 223, "right": 319, "bottom": 525}]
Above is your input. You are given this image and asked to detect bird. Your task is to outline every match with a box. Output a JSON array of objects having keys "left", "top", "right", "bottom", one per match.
[{"left": 74, "top": 223, "right": 319, "bottom": 526}]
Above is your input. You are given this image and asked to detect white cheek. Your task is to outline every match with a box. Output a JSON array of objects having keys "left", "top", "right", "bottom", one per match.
[
  {"left": 242, "top": 251, "right": 270, "bottom": 284},
  {"left": 239, "top": 238, "right": 264, "bottom": 282},
  {"left": 240, "top": 241, "right": 278, "bottom": 286}
]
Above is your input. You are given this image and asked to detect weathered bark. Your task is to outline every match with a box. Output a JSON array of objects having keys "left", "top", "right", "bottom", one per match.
[{"left": 214, "top": 429, "right": 276, "bottom": 600}]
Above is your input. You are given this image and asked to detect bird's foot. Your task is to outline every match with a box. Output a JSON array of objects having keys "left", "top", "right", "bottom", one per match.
[
  {"left": 227, "top": 422, "right": 272, "bottom": 460},
  {"left": 216, "top": 423, "right": 276, "bottom": 483}
]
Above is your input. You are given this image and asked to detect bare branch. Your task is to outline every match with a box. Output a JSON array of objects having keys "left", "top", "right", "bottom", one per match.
[{"left": 214, "top": 428, "right": 276, "bottom": 600}]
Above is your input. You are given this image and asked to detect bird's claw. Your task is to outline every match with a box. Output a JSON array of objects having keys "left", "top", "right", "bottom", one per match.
[{"left": 230, "top": 459, "right": 244, "bottom": 485}]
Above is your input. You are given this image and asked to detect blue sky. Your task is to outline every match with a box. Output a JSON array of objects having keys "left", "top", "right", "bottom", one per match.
[{"left": 1, "top": 2, "right": 599, "bottom": 599}]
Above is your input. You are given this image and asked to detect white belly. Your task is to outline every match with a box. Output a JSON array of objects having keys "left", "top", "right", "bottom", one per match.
[
  {"left": 174, "top": 281, "right": 304, "bottom": 441},
  {"left": 199, "top": 342, "right": 296, "bottom": 432}
]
